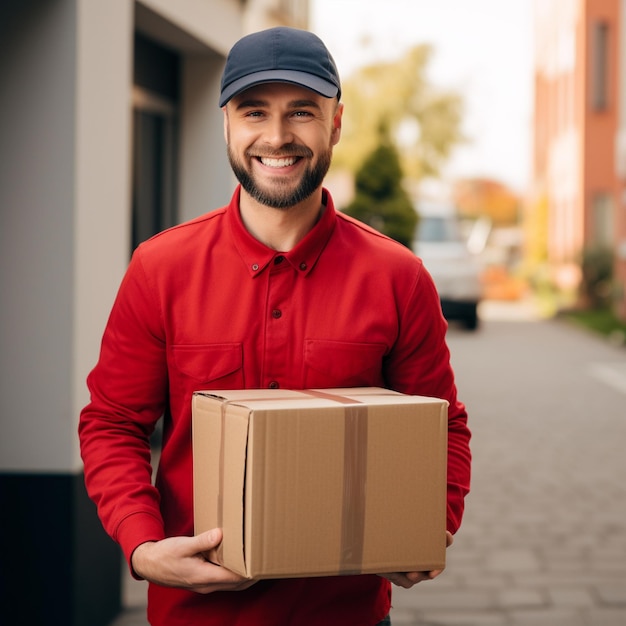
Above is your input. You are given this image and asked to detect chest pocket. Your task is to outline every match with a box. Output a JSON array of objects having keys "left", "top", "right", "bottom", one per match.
[
  {"left": 303, "top": 339, "right": 387, "bottom": 388},
  {"left": 169, "top": 343, "right": 244, "bottom": 397}
]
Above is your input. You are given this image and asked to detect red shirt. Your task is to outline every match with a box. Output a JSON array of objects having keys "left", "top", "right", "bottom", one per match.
[{"left": 79, "top": 187, "right": 471, "bottom": 626}]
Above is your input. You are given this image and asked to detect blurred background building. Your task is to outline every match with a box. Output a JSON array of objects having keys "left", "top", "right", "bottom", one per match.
[
  {"left": 0, "top": 1, "right": 307, "bottom": 625},
  {"left": 531, "top": 0, "right": 626, "bottom": 319}
]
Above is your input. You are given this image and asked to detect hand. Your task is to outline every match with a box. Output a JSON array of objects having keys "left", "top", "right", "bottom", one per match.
[
  {"left": 380, "top": 531, "right": 454, "bottom": 589},
  {"left": 131, "top": 528, "right": 256, "bottom": 594}
]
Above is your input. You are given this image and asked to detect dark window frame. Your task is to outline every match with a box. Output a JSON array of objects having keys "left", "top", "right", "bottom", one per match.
[{"left": 591, "top": 20, "right": 610, "bottom": 111}]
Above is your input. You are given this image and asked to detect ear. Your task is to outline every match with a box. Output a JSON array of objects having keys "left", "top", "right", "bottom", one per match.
[
  {"left": 223, "top": 107, "right": 229, "bottom": 144},
  {"left": 330, "top": 102, "right": 344, "bottom": 146}
]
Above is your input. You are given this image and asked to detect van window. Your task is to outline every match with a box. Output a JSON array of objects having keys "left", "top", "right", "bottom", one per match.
[{"left": 416, "top": 216, "right": 463, "bottom": 243}]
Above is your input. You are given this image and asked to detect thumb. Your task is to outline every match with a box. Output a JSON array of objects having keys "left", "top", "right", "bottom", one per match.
[{"left": 195, "top": 528, "right": 223, "bottom": 553}]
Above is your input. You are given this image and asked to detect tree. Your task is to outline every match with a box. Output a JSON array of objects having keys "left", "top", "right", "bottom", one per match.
[
  {"left": 453, "top": 178, "right": 520, "bottom": 226},
  {"left": 580, "top": 245, "right": 614, "bottom": 310},
  {"left": 333, "top": 44, "right": 464, "bottom": 182},
  {"left": 343, "top": 133, "right": 417, "bottom": 248}
]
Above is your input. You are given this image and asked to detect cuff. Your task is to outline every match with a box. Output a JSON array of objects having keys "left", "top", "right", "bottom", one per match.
[{"left": 116, "top": 511, "right": 166, "bottom": 576}]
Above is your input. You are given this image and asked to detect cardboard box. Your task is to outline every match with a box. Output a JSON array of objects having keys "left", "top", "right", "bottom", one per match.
[{"left": 192, "top": 387, "right": 448, "bottom": 580}]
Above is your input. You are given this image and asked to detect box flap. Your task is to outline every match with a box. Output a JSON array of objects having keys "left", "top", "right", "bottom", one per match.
[{"left": 359, "top": 400, "right": 448, "bottom": 573}]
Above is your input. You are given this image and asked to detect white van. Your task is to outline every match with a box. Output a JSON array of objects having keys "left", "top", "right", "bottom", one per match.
[{"left": 412, "top": 203, "right": 487, "bottom": 330}]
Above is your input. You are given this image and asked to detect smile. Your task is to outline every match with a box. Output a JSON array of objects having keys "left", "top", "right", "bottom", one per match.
[{"left": 258, "top": 156, "right": 300, "bottom": 168}]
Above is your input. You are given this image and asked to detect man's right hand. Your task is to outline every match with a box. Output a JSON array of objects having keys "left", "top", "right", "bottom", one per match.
[{"left": 131, "top": 528, "right": 256, "bottom": 594}]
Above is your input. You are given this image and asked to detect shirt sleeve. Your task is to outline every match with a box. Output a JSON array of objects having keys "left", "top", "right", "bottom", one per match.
[
  {"left": 384, "top": 262, "right": 472, "bottom": 534},
  {"left": 78, "top": 248, "right": 168, "bottom": 565}
]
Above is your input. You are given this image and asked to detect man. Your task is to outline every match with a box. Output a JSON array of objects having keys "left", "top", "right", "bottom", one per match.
[{"left": 79, "top": 26, "right": 471, "bottom": 626}]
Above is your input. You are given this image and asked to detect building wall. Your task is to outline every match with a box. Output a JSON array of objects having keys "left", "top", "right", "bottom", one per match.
[
  {"left": 533, "top": 0, "right": 582, "bottom": 275},
  {"left": 0, "top": 0, "right": 245, "bottom": 474},
  {"left": 532, "top": 0, "right": 626, "bottom": 317},
  {"left": 582, "top": 0, "right": 620, "bottom": 247},
  {"left": 616, "top": 0, "right": 626, "bottom": 317},
  {"left": 0, "top": 4, "right": 135, "bottom": 621}
]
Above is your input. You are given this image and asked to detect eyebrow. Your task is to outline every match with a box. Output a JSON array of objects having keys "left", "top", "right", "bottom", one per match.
[{"left": 234, "top": 98, "right": 322, "bottom": 111}]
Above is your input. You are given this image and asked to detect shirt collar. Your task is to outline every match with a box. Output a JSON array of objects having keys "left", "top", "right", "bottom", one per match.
[{"left": 226, "top": 185, "right": 337, "bottom": 278}]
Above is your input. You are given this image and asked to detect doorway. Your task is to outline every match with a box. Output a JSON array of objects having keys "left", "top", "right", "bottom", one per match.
[{"left": 132, "top": 32, "right": 180, "bottom": 252}]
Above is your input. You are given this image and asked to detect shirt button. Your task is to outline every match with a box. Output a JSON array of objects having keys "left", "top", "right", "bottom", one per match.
[
  {"left": 299, "top": 262, "right": 307, "bottom": 271},
  {"left": 272, "top": 309, "right": 282, "bottom": 319},
  {"left": 252, "top": 264, "right": 259, "bottom": 271},
  {"left": 268, "top": 381, "right": 279, "bottom": 389}
]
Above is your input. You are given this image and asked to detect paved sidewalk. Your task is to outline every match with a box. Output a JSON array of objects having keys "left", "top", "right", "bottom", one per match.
[
  {"left": 387, "top": 315, "right": 626, "bottom": 626},
  {"left": 110, "top": 312, "right": 626, "bottom": 626}
]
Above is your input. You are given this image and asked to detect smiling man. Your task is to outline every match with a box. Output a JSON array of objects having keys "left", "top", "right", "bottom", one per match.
[
  {"left": 79, "top": 27, "right": 471, "bottom": 626},
  {"left": 225, "top": 81, "right": 341, "bottom": 250},
  {"left": 226, "top": 83, "right": 338, "bottom": 208}
]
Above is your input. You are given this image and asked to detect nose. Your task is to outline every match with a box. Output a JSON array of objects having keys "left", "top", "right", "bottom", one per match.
[{"left": 262, "top": 116, "right": 294, "bottom": 148}]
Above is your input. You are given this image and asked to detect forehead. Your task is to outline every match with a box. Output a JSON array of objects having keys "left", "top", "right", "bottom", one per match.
[{"left": 229, "top": 82, "right": 331, "bottom": 107}]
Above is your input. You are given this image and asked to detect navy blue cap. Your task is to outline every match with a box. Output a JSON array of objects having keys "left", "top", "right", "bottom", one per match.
[{"left": 219, "top": 27, "right": 341, "bottom": 107}]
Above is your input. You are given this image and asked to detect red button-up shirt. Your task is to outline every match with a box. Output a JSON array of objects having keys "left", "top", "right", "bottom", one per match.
[{"left": 79, "top": 187, "right": 471, "bottom": 626}]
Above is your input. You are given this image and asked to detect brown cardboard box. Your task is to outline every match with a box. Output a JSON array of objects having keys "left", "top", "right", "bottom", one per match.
[{"left": 192, "top": 387, "right": 448, "bottom": 580}]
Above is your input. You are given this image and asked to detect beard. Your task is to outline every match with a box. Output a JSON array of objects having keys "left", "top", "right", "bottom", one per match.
[{"left": 227, "top": 143, "right": 332, "bottom": 210}]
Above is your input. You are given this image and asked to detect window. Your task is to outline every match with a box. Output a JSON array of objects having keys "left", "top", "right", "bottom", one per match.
[
  {"left": 131, "top": 34, "right": 180, "bottom": 252},
  {"left": 591, "top": 192, "right": 614, "bottom": 246},
  {"left": 591, "top": 21, "right": 610, "bottom": 111}
]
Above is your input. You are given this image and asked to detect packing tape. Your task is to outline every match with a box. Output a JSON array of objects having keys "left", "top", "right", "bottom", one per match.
[
  {"left": 302, "top": 391, "right": 371, "bottom": 573},
  {"left": 339, "top": 404, "right": 368, "bottom": 575}
]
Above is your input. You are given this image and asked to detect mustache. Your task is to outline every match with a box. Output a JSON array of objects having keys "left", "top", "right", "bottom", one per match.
[{"left": 246, "top": 144, "right": 314, "bottom": 159}]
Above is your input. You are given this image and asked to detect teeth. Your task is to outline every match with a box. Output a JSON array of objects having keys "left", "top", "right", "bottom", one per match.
[{"left": 260, "top": 157, "right": 298, "bottom": 168}]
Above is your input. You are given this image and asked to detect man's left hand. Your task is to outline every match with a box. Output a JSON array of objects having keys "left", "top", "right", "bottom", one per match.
[{"left": 379, "top": 531, "right": 454, "bottom": 589}]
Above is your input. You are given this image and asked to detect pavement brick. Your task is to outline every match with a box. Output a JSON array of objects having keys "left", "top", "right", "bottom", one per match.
[
  {"left": 508, "top": 608, "right": 587, "bottom": 626},
  {"left": 497, "top": 589, "right": 547, "bottom": 609},
  {"left": 595, "top": 583, "right": 626, "bottom": 606},
  {"left": 547, "top": 588, "right": 596, "bottom": 607},
  {"left": 585, "top": 608, "right": 626, "bottom": 625},
  {"left": 384, "top": 608, "right": 418, "bottom": 625},
  {"left": 396, "top": 588, "right": 495, "bottom": 611},
  {"left": 484, "top": 549, "right": 541, "bottom": 573},
  {"left": 418, "top": 611, "right": 510, "bottom": 626},
  {"left": 461, "top": 574, "right": 513, "bottom": 591}
]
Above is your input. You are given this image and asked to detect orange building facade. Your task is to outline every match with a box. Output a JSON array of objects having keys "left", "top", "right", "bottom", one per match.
[{"left": 533, "top": 0, "right": 626, "bottom": 318}]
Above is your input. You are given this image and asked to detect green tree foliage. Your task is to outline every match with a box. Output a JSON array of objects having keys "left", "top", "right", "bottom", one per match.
[
  {"left": 343, "top": 136, "right": 417, "bottom": 248},
  {"left": 580, "top": 245, "right": 614, "bottom": 310},
  {"left": 333, "top": 44, "right": 464, "bottom": 181}
]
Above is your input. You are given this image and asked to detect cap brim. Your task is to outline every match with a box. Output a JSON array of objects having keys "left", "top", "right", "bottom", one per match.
[{"left": 219, "top": 69, "right": 339, "bottom": 107}]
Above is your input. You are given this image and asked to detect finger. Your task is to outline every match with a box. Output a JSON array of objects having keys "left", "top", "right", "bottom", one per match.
[
  {"left": 190, "top": 559, "right": 257, "bottom": 594},
  {"left": 446, "top": 531, "right": 454, "bottom": 547},
  {"left": 381, "top": 572, "right": 419, "bottom": 589},
  {"left": 194, "top": 578, "right": 257, "bottom": 595},
  {"left": 404, "top": 571, "right": 432, "bottom": 585},
  {"left": 396, "top": 575, "right": 419, "bottom": 589},
  {"left": 420, "top": 568, "right": 445, "bottom": 581},
  {"left": 192, "top": 528, "right": 223, "bottom": 556},
  {"left": 192, "top": 566, "right": 251, "bottom": 588}
]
